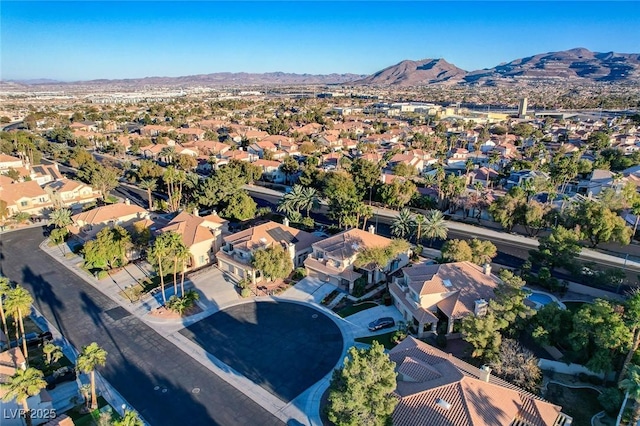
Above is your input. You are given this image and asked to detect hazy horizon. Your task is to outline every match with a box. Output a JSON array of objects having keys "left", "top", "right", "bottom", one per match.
[{"left": 2, "top": 1, "right": 639, "bottom": 81}]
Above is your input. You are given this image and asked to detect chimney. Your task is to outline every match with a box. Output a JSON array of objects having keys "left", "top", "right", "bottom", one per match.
[
  {"left": 283, "top": 217, "right": 290, "bottom": 227},
  {"left": 193, "top": 207, "right": 199, "bottom": 217},
  {"left": 483, "top": 263, "right": 491, "bottom": 276},
  {"left": 479, "top": 365, "right": 491, "bottom": 382},
  {"left": 368, "top": 225, "right": 375, "bottom": 234},
  {"left": 211, "top": 209, "right": 218, "bottom": 216},
  {"left": 124, "top": 198, "right": 130, "bottom": 206}
]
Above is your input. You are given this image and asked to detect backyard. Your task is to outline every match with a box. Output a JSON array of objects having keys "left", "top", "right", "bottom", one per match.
[{"left": 545, "top": 383, "right": 602, "bottom": 426}]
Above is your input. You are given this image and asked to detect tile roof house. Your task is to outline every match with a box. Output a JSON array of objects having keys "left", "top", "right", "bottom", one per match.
[
  {"left": 0, "top": 347, "right": 55, "bottom": 426},
  {"left": 69, "top": 201, "right": 150, "bottom": 240},
  {"left": 217, "top": 220, "right": 321, "bottom": 284},
  {"left": 44, "top": 179, "right": 101, "bottom": 210},
  {"left": 158, "top": 210, "right": 228, "bottom": 270},
  {"left": 304, "top": 227, "right": 410, "bottom": 294},
  {"left": 0, "top": 154, "right": 24, "bottom": 171},
  {"left": 0, "top": 180, "right": 53, "bottom": 219},
  {"left": 390, "top": 262, "right": 499, "bottom": 337},
  {"left": 389, "top": 337, "right": 572, "bottom": 426}
]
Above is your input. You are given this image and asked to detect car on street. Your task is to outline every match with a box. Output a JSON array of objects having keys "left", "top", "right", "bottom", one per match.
[{"left": 368, "top": 317, "right": 395, "bottom": 332}]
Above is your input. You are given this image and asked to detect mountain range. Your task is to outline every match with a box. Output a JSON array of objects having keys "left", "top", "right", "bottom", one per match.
[
  {"left": 352, "top": 48, "right": 640, "bottom": 86},
  {"left": 4, "top": 48, "right": 640, "bottom": 89}
]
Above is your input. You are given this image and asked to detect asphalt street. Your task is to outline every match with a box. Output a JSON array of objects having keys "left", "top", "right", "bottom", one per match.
[{"left": 0, "top": 227, "right": 283, "bottom": 426}]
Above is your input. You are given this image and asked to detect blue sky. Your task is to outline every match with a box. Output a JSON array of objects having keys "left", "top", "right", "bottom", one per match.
[{"left": 2, "top": 1, "right": 639, "bottom": 81}]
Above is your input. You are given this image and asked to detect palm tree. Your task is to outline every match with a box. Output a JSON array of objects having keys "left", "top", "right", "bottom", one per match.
[
  {"left": 48, "top": 208, "right": 72, "bottom": 229},
  {"left": 0, "top": 277, "right": 10, "bottom": 342},
  {"left": 166, "top": 232, "right": 186, "bottom": 297},
  {"left": 42, "top": 342, "right": 63, "bottom": 365},
  {"left": 617, "top": 364, "right": 640, "bottom": 426},
  {"left": 413, "top": 213, "right": 426, "bottom": 242},
  {"left": 0, "top": 367, "right": 47, "bottom": 426},
  {"left": 298, "top": 186, "right": 319, "bottom": 218},
  {"left": 391, "top": 209, "right": 415, "bottom": 239},
  {"left": 159, "top": 145, "right": 176, "bottom": 165},
  {"left": 77, "top": 342, "right": 108, "bottom": 410},
  {"left": 5, "top": 286, "right": 33, "bottom": 363},
  {"left": 473, "top": 181, "right": 484, "bottom": 195},
  {"left": 631, "top": 201, "right": 640, "bottom": 240},
  {"left": 422, "top": 209, "right": 448, "bottom": 247},
  {"left": 115, "top": 410, "right": 145, "bottom": 426},
  {"left": 148, "top": 234, "right": 170, "bottom": 304},
  {"left": 139, "top": 179, "right": 157, "bottom": 211}
]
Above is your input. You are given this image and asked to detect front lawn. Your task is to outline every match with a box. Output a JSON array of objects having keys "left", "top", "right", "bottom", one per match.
[
  {"left": 545, "top": 383, "right": 601, "bottom": 426},
  {"left": 337, "top": 301, "right": 378, "bottom": 318},
  {"left": 355, "top": 331, "right": 399, "bottom": 350},
  {"left": 66, "top": 396, "right": 120, "bottom": 426}
]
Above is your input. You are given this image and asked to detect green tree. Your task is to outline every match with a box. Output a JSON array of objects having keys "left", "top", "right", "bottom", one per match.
[
  {"left": 42, "top": 342, "right": 63, "bottom": 365},
  {"left": 5, "top": 286, "right": 34, "bottom": 363},
  {"left": 461, "top": 312, "right": 503, "bottom": 361},
  {"left": 48, "top": 208, "right": 72, "bottom": 229},
  {"left": 530, "top": 303, "right": 574, "bottom": 347},
  {"left": 530, "top": 225, "right": 581, "bottom": 271},
  {"left": 378, "top": 179, "right": 416, "bottom": 209},
  {"left": 114, "top": 410, "right": 145, "bottom": 426},
  {"left": 148, "top": 232, "right": 173, "bottom": 304},
  {"left": 587, "top": 131, "right": 611, "bottom": 150},
  {"left": 327, "top": 341, "right": 397, "bottom": 426},
  {"left": 393, "top": 162, "right": 417, "bottom": 177},
  {"left": 468, "top": 238, "right": 497, "bottom": 266},
  {"left": 0, "top": 367, "right": 47, "bottom": 426},
  {"left": 570, "top": 299, "right": 632, "bottom": 373},
  {"left": 280, "top": 155, "right": 299, "bottom": 185},
  {"left": 391, "top": 208, "right": 414, "bottom": 239},
  {"left": 618, "top": 364, "right": 640, "bottom": 425},
  {"left": 91, "top": 165, "right": 120, "bottom": 201},
  {"left": 621, "top": 290, "right": 640, "bottom": 381},
  {"left": 350, "top": 158, "right": 381, "bottom": 200},
  {"left": 298, "top": 186, "right": 319, "bottom": 218},
  {"left": 76, "top": 342, "right": 108, "bottom": 410},
  {"left": 569, "top": 201, "right": 632, "bottom": 247},
  {"left": 490, "top": 270, "right": 534, "bottom": 332},
  {"left": 422, "top": 209, "right": 448, "bottom": 246},
  {"left": 138, "top": 179, "right": 157, "bottom": 211},
  {"left": 83, "top": 226, "right": 131, "bottom": 270},
  {"left": 136, "top": 159, "right": 164, "bottom": 180},
  {"left": 251, "top": 245, "right": 294, "bottom": 281},
  {"left": 440, "top": 239, "right": 473, "bottom": 263},
  {"left": 49, "top": 227, "right": 69, "bottom": 245},
  {"left": 0, "top": 277, "right": 11, "bottom": 345},
  {"left": 221, "top": 191, "right": 256, "bottom": 221}
]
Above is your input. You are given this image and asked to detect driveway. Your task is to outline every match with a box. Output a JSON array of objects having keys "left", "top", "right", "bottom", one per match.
[
  {"left": 188, "top": 267, "right": 239, "bottom": 308},
  {"left": 0, "top": 227, "right": 282, "bottom": 426},
  {"left": 280, "top": 277, "right": 336, "bottom": 303},
  {"left": 341, "top": 305, "right": 404, "bottom": 337}
]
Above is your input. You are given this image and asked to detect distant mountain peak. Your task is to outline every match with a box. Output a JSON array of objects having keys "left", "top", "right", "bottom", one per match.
[{"left": 351, "top": 48, "right": 640, "bottom": 87}]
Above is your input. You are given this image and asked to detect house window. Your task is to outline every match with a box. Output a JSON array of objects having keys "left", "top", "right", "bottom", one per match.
[
  {"left": 199, "top": 255, "right": 206, "bottom": 264},
  {"left": 20, "top": 201, "right": 28, "bottom": 207}
]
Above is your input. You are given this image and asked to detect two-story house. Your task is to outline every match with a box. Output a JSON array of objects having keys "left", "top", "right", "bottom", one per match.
[
  {"left": 0, "top": 180, "right": 53, "bottom": 219},
  {"left": 304, "top": 227, "right": 410, "bottom": 294},
  {"left": 44, "top": 179, "right": 101, "bottom": 210},
  {"left": 389, "top": 262, "right": 499, "bottom": 337},
  {"left": 253, "top": 159, "right": 285, "bottom": 183},
  {"left": 159, "top": 210, "right": 228, "bottom": 270},
  {"left": 217, "top": 220, "right": 320, "bottom": 284}
]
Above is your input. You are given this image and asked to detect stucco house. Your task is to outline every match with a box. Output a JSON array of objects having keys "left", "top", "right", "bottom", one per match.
[
  {"left": 217, "top": 220, "right": 320, "bottom": 284},
  {"left": 389, "top": 262, "right": 499, "bottom": 337},
  {"left": 389, "top": 337, "right": 572, "bottom": 426},
  {"left": 69, "top": 201, "right": 150, "bottom": 240},
  {"left": 0, "top": 179, "right": 53, "bottom": 219},
  {"left": 0, "top": 348, "right": 55, "bottom": 426},
  {"left": 158, "top": 210, "right": 228, "bottom": 270},
  {"left": 304, "top": 227, "right": 410, "bottom": 294},
  {"left": 44, "top": 179, "right": 101, "bottom": 210}
]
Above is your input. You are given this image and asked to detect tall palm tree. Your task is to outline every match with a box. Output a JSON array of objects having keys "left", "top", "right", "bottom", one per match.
[
  {"left": 5, "top": 286, "right": 33, "bottom": 363},
  {"left": 0, "top": 277, "right": 10, "bottom": 341},
  {"left": 422, "top": 209, "right": 448, "bottom": 247},
  {"left": 77, "top": 342, "right": 107, "bottom": 410},
  {"left": 391, "top": 208, "right": 415, "bottom": 239},
  {"left": 48, "top": 208, "right": 72, "bottom": 229},
  {"left": 178, "top": 245, "right": 191, "bottom": 298},
  {"left": 138, "top": 179, "right": 157, "bottom": 211},
  {"left": 413, "top": 213, "right": 426, "bottom": 242},
  {"left": 165, "top": 232, "right": 186, "bottom": 297},
  {"left": 298, "top": 186, "right": 319, "bottom": 218},
  {"left": 0, "top": 367, "right": 47, "bottom": 426},
  {"left": 148, "top": 234, "right": 170, "bottom": 304},
  {"left": 159, "top": 146, "right": 176, "bottom": 165},
  {"left": 617, "top": 364, "right": 640, "bottom": 426}
]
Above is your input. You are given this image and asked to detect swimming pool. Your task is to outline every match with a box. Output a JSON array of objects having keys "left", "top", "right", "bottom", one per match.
[{"left": 527, "top": 292, "right": 554, "bottom": 306}]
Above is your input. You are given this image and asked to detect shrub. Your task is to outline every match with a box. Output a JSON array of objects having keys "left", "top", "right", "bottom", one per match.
[
  {"left": 240, "top": 288, "right": 251, "bottom": 298},
  {"left": 96, "top": 270, "right": 108, "bottom": 280},
  {"left": 300, "top": 216, "right": 315, "bottom": 229},
  {"left": 49, "top": 227, "right": 69, "bottom": 245},
  {"left": 237, "top": 278, "right": 251, "bottom": 289},
  {"left": 256, "top": 206, "right": 272, "bottom": 217},
  {"left": 352, "top": 277, "right": 367, "bottom": 298},
  {"left": 392, "top": 330, "right": 408, "bottom": 344},
  {"left": 292, "top": 267, "right": 306, "bottom": 280},
  {"left": 598, "top": 388, "right": 623, "bottom": 416}
]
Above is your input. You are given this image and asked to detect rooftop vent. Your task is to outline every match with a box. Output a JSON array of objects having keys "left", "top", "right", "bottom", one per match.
[
  {"left": 436, "top": 398, "right": 451, "bottom": 411},
  {"left": 259, "top": 237, "right": 268, "bottom": 244}
]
